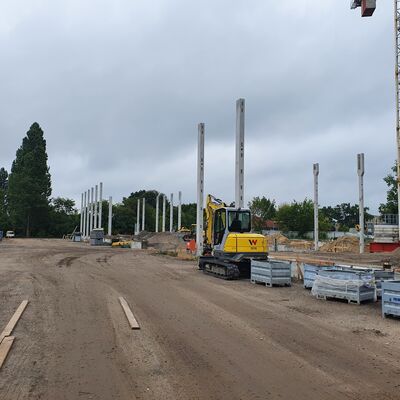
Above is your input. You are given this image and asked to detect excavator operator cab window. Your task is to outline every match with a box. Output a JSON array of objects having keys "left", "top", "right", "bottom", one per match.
[
  {"left": 228, "top": 211, "right": 251, "bottom": 233},
  {"left": 213, "top": 209, "right": 226, "bottom": 245}
]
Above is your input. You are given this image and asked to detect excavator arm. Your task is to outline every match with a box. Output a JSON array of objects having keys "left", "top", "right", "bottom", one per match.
[{"left": 204, "top": 195, "right": 227, "bottom": 248}]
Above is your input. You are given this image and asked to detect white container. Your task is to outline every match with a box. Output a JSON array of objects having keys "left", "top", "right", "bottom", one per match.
[{"left": 131, "top": 241, "right": 142, "bottom": 249}]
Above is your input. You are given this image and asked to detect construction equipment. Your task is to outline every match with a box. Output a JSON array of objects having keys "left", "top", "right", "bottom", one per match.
[
  {"left": 351, "top": 0, "right": 376, "bottom": 17},
  {"left": 198, "top": 194, "right": 268, "bottom": 279}
]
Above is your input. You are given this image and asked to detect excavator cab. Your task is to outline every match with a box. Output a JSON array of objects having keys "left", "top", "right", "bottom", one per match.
[
  {"left": 213, "top": 208, "right": 251, "bottom": 248},
  {"left": 200, "top": 195, "right": 268, "bottom": 279}
]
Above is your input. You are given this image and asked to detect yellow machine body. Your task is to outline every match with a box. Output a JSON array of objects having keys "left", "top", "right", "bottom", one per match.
[{"left": 223, "top": 233, "right": 267, "bottom": 254}]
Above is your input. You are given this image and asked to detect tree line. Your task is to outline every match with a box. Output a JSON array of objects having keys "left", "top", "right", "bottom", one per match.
[
  {"left": 0, "top": 123, "right": 196, "bottom": 237},
  {"left": 0, "top": 123, "right": 397, "bottom": 238},
  {"left": 249, "top": 167, "right": 397, "bottom": 237}
]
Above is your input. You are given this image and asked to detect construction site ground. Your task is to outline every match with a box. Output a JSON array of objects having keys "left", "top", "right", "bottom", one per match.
[{"left": 1, "top": 238, "right": 400, "bottom": 400}]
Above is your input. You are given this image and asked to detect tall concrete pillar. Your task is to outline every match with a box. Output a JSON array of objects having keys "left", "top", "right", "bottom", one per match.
[
  {"left": 358, "top": 153, "right": 365, "bottom": 254},
  {"left": 80, "top": 193, "right": 83, "bottom": 234},
  {"left": 170, "top": 193, "right": 174, "bottom": 232},
  {"left": 235, "top": 98, "right": 245, "bottom": 209},
  {"left": 86, "top": 189, "right": 90, "bottom": 239},
  {"left": 83, "top": 191, "right": 87, "bottom": 238},
  {"left": 155, "top": 193, "right": 161, "bottom": 232},
  {"left": 136, "top": 200, "right": 140, "bottom": 234},
  {"left": 162, "top": 195, "right": 166, "bottom": 232},
  {"left": 197, "top": 123, "right": 205, "bottom": 256},
  {"left": 94, "top": 184, "right": 98, "bottom": 229},
  {"left": 108, "top": 196, "right": 112, "bottom": 236},
  {"left": 90, "top": 187, "right": 94, "bottom": 234},
  {"left": 178, "top": 191, "right": 182, "bottom": 230},
  {"left": 99, "top": 182, "right": 103, "bottom": 229},
  {"left": 313, "top": 163, "right": 319, "bottom": 251},
  {"left": 142, "top": 198, "right": 146, "bottom": 231}
]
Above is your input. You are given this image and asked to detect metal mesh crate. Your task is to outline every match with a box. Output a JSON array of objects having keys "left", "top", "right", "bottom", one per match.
[
  {"left": 304, "top": 264, "right": 324, "bottom": 289},
  {"left": 374, "top": 270, "right": 395, "bottom": 298},
  {"left": 90, "top": 229, "right": 104, "bottom": 239},
  {"left": 382, "top": 280, "right": 400, "bottom": 318},
  {"left": 312, "top": 269, "right": 375, "bottom": 304},
  {"left": 90, "top": 238, "right": 104, "bottom": 246},
  {"left": 251, "top": 260, "right": 291, "bottom": 287}
]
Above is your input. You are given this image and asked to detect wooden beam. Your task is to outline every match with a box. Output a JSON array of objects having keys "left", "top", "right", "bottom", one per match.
[
  {"left": 0, "top": 300, "right": 29, "bottom": 344},
  {"left": 118, "top": 297, "right": 140, "bottom": 330},
  {"left": 0, "top": 336, "right": 15, "bottom": 369}
]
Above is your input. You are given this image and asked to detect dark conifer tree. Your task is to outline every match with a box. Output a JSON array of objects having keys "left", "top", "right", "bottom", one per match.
[{"left": 8, "top": 123, "right": 52, "bottom": 236}]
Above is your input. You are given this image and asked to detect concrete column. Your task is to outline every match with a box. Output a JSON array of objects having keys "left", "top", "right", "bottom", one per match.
[
  {"left": 94, "top": 184, "right": 98, "bottom": 229},
  {"left": 155, "top": 193, "right": 161, "bottom": 232},
  {"left": 313, "top": 163, "right": 319, "bottom": 251},
  {"left": 80, "top": 193, "right": 83, "bottom": 234},
  {"left": 142, "top": 198, "right": 145, "bottom": 231},
  {"left": 108, "top": 196, "right": 112, "bottom": 236},
  {"left": 235, "top": 98, "right": 245, "bottom": 209},
  {"left": 358, "top": 153, "right": 365, "bottom": 254},
  {"left": 86, "top": 189, "right": 90, "bottom": 239},
  {"left": 99, "top": 182, "right": 103, "bottom": 229},
  {"left": 170, "top": 193, "right": 174, "bottom": 232},
  {"left": 197, "top": 123, "right": 205, "bottom": 256},
  {"left": 136, "top": 200, "right": 140, "bottom": 234},
  {"left": 83, "top": 192, "right": 87, "bottom": 238},
  {"left": 162, "top": 195, "right": 166, "bottom": 232},
  {"left": 90, "top": 187, "right": 94, "bottom": 234},
  {"left": 178, "top": 191, "right": 182, "bottom": 230}
]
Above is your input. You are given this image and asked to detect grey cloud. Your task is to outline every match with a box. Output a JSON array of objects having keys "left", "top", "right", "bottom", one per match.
[{"left": 0, "top": 1, "right": 395, "bottom": 214}]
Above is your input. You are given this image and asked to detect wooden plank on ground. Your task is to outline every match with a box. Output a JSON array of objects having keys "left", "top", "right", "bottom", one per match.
[
  {"left": 0, "top": 336, "right": 15, "bottom": 369},
  {"left": 118, "top": 297, "right": 140, "bottom": 330},
  {"left": 0, "top": 300, "right": 29, "bottom": 344}
]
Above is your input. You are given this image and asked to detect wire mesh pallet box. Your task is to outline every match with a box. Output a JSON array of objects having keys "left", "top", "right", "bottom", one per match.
[
  {"left": 312, "top": 269, "right": 375, "bottom": 305},
  {"left": 374, "top": 270, "right": 395, "bottom": 298},
  {"left": 304, "top": 264, "right": 325, "bottom": 289},
  {"left": 251, "top": 260, "right": 291, "bottom": 287},
  {"left": 382, "top": 280, "right": 400, "bottom": 318}
]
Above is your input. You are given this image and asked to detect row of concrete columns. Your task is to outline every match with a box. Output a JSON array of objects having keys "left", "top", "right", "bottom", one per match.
[
  {"left": 134, "top": 192, "right": 182, "bottom": 234},
  {"left": 80, "top": 183, "right": 113, "bottom": 238},
  {"left": 313, "top": 153, "right": 365, "bottom": 254}
]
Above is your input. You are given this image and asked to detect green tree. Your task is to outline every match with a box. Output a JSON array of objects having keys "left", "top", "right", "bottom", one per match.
[
  {"left": 320, "top": 203, "right": 372, "bottom": 230},
  {"left": 248, "top": 196, "right": 276, "bottom": 232},
  {"left": 8, "top": 123, "right": 52, "bottom": 236},
  {"left": 48, "top": 197, "right": 79, "bottom": 237},
  {"left": 0, "top": 167, "right": 9, "bottom": 229},
  {"left": 276, "top": 199, "right": 314, "bottom": 236},
  {"left": 181, "top": 203, "right": 196, "bottom": 228},
  {"left": 379, "top": 163, "right": 398, "bottom": 215}
]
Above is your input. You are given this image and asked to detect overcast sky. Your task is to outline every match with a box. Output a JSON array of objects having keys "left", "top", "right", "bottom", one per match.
[{"left": 0, "top": 1, "right": 395, "bottom": 213}]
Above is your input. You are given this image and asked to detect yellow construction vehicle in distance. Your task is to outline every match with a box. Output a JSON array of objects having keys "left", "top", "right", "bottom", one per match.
[{"left": 199, "top": 194, "right": 268, "bottom": 279}]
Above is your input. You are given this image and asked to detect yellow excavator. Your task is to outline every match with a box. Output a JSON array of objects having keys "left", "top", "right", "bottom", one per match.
[{"left": 198, "top": 194, "right": 268, "bottom": 279}]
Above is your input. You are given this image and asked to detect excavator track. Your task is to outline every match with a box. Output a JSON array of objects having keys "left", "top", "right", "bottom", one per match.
[{"left": 199, "top": 256, "right": 250, "bottom": 280}]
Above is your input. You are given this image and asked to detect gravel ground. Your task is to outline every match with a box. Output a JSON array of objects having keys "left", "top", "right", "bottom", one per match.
[{"left": 0, "top": 239, "right": 399, "bottom": 400}]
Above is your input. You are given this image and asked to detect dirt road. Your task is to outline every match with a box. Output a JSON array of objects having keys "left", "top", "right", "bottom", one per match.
[{"left": 0, "top": 239, "right": 399, "bottom": 400}]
